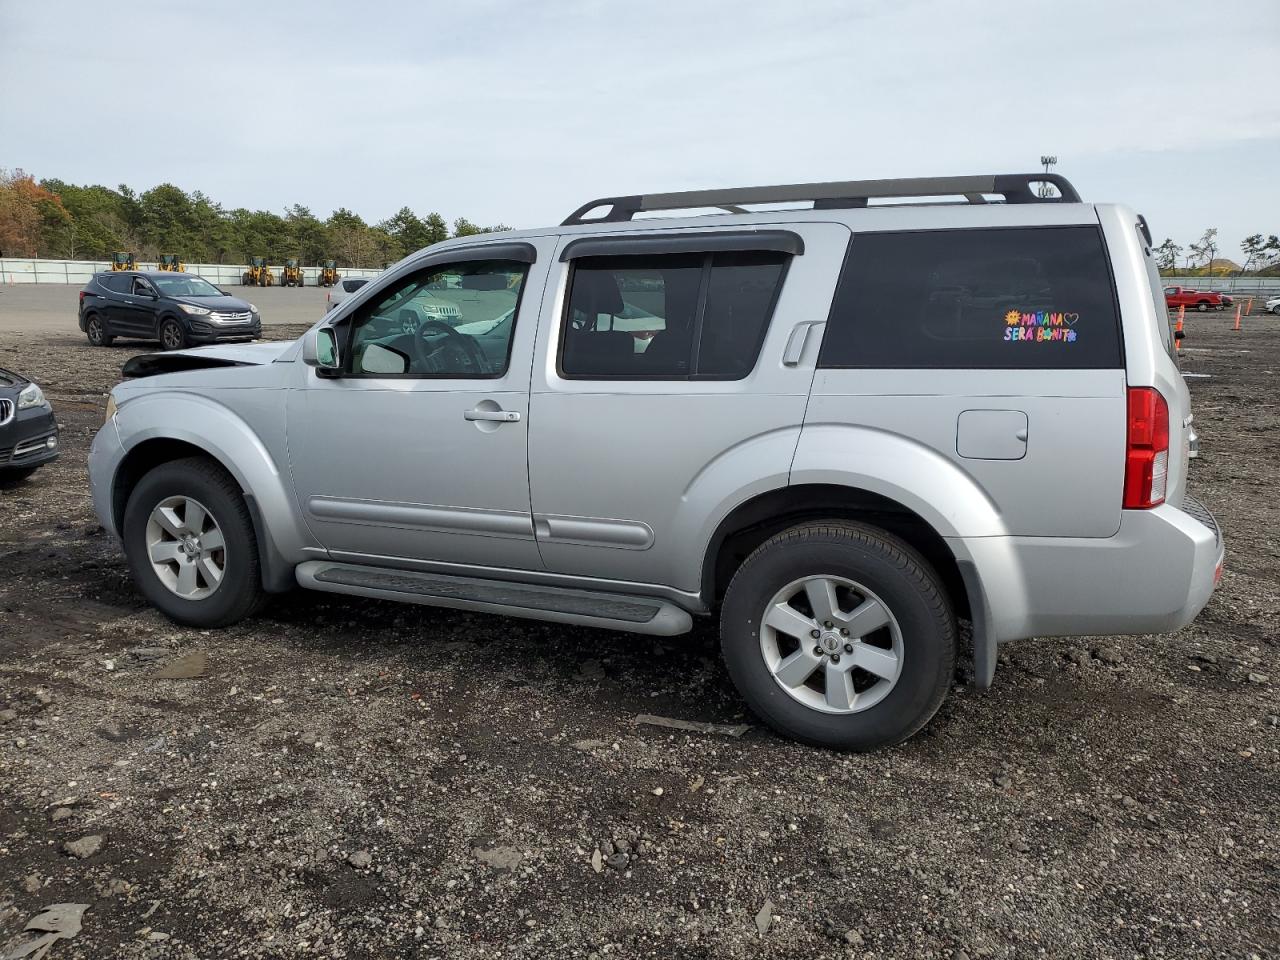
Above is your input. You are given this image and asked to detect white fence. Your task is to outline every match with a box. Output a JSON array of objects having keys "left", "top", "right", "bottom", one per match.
[
  {"left": 1160, "top": 276, "right": 1280, "bottom": 297},
  {"left": 0, "top": 258, "right": 384, "bottom": 286}
]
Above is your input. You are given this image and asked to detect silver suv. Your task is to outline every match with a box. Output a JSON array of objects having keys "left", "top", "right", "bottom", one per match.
[{"left": 88, "top": 173, "right": 1223, "bottom": 750}]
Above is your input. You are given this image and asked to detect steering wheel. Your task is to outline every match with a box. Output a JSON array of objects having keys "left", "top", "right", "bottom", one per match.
[{"left": 413, "top": 319, "right": 489, "bottom": 375}]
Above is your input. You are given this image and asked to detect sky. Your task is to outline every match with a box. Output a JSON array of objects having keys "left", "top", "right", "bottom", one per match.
[{"left": 2, "top": 0, "right": 1277, "bottom": 260}]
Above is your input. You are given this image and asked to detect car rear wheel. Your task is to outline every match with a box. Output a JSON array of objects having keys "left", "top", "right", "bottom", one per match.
[
  {"left": 122, "top": 456, "right": 267, "bottom": 627},
  {"left": 160, "top": 318, "right": 187, "bottom": 350},
  {"left": 1197, "top": 302, "right": 1209, "bottom": 312},
  {"left": 720, "top": 521, "right": 956, "bottom": 751},
  {"left": 85, "top": 314, "right": 113, "bottom": 347}
]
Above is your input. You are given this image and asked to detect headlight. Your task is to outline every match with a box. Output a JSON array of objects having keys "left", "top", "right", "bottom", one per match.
[
  {"left": 104, "top": 395, "right": 117, "bottom": 423},
  {"left": 178, "top": 303, "right": 210, "bottom": 316},
  {"left": 248, "top": 303, "right": 259, "bottom": 314},
  {"left": 17, "top": 382, "right": 48, "bottom": 410}
]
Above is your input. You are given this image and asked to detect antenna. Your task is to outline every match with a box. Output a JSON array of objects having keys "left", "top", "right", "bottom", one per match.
[{"left": 1038, "top": 156, "right": 1059, "bottom": 198}]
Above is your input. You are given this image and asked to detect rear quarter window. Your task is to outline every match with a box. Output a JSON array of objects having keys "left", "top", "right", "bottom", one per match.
[
  {"left": 342, "top": 279, "right": 369, "bottom": 293},
  {"left": 97, "top": 274, "right": 131, "bottom": 293},
  {"left": 818, "top": 226, "right": 1123, "bottom": 369}
]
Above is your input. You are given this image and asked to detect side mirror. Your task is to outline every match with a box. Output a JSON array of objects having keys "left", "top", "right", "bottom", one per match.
[
  {"left": 303, "top": 327, "right": 342, "bottom": 377},
  {"left": 1174, "top": 329, "right": 1186, "bottom": 342}
]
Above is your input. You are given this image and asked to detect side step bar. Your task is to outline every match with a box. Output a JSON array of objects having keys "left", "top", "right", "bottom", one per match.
[{"left": 295, "top": 561, "right": 693, "bottom": 636}]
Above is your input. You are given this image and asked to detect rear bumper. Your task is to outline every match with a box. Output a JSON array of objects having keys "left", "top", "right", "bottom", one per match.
[{"left": 954, "top": 497, "right": 1223, "bottom": 643}]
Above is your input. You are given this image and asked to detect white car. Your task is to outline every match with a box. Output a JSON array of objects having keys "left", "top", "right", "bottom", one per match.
[
  {"left": 1266, "top": 296, "right": 1280, "bottom": 316},
  {"left": 325, "top": 277, "right": 370, "bottom": 313}
]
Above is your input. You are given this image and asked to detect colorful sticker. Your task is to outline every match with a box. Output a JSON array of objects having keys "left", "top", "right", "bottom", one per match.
[{"left": 1002, "top": 309, "right": 1079, "bottom": 344}]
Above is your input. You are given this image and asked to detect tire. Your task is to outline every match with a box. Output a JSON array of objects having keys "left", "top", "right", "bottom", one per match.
[
  {"left": 1197, "top": 302, "right": 1208, "bottom": 312},
  {"left": 159, "top": 318, "right": 187, "bottom": 351},
  {"left": 0, "top": 466, "right": 40, "bottom": 486},
  {"left": 1272, "top": 306, "right": 1280, "bottom": 316},
  {"left": 720, "top": 521, "right": 956, "bottom": 751},
  {"left": 85, "top": 313, "right": 114, "bottom": 347},
  {"left": 122, "top": 456, "right": 267, "bottom": 628}
]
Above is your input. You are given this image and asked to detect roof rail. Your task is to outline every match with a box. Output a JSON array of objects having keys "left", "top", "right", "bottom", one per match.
[{"left": 562, "top": 173, "right": 1081, "bottom": 226}]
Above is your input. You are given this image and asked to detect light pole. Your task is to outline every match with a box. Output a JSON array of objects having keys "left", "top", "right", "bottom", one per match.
[{"left": 1039, "top": 156, "right": 1058, "bottom": 198}]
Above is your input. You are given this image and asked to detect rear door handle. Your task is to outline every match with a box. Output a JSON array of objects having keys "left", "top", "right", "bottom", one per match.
[
  {"left": 783, "top": 321, "right": 824, "bottom": 366},
  {"left": 464, "top": 408, "right": 521, "bottom": 423}
]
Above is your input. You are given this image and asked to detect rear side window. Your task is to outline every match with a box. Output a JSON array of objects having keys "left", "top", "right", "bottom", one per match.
[
  {"left": 342, "top": 279, "right": 369, "bottom": 293},
  {"left": 819, "top": 226, "right": 1122, "bottom": 369},
  {"left": 560, "top": 251, "right": 788, "bottom": 380},
  {"left": 98, "top": 274, "right": 131, "bottom": 293}
]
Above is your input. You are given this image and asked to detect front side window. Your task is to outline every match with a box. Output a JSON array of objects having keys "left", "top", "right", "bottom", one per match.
[
  {"left": 132, "top": 277, "right": 157, "bottom": 296},
  {"left": 345, "top": 259, "right": 528, "bottom": 377},
  {"left": 819, "top": 226, "right": 1123, "bottom": 370},
  {"left": 560, "top": 250, "right": 788, "bottom": 379}
]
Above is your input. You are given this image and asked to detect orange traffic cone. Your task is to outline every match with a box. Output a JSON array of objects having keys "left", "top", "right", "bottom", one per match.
[
  {"left": 1175, "top": 315, "right": 1184, "bottom": 352},
  {"left": 1233, "top": 305, "right": 1241, "bottom": 331}
]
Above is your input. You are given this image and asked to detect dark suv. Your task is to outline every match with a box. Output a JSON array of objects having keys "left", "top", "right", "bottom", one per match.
[
  {"left": 0, "top": 367, "right": 59, "bottom": 482},
  {"left": 79, "top": 271, "right": 261, "bottom": 350}
]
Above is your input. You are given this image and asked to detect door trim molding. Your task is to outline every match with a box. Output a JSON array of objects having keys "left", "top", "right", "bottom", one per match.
[{"left": 307, "top": 496, "right": 535, "bottom": 540}]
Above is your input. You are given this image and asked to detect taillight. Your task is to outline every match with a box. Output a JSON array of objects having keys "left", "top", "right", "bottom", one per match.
[{"left": 1123, "top": 387, "right": 1169, "bottom": 509}]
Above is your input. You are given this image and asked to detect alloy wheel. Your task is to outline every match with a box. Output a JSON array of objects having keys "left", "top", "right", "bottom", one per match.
[
  {"left": 145, "top": 495, "right": 226, "bottom": 600},
  {"left": 759, "top": 575, "right": 904, "bottom": 714}
]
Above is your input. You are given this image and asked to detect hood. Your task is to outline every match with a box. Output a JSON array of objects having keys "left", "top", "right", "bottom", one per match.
[
  {"left": 122, "top": 340, "right": 294, "bottom": 378},
  {"left": 0, "top": 367, "right": 29, "bottom": 392},
  {"left": 172, "top": 294, "right": 255, "bottom": 312}
]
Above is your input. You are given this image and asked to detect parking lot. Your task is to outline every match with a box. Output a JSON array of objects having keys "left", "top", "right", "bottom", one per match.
[{"left": 0, "top": 305, "right": 1277, "bottom": 959}]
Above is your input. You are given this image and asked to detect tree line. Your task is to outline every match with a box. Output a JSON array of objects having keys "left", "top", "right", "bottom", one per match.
[
  {"left": 0, "top": 168, "right": 509, "bottom": 267},
  {"left": 1153, "top": 228, "right": 1280, "bottom": 276}
]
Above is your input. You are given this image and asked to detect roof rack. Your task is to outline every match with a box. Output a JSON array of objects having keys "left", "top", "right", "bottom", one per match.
[{"left": 562, "top": 173, "right": 1081, "bottom": 226}]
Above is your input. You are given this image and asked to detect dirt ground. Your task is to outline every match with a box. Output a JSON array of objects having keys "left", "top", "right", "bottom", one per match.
[{"left": 1, "top": 316, "right": 1276, "bottom": 960}]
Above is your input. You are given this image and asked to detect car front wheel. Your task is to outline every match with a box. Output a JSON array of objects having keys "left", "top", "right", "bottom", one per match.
[
  {"left": 720, "top": 521, "right": 956, "bottom": 751},
  {"left": 122, "top": 456, "right": 267, "bottom": 627}
]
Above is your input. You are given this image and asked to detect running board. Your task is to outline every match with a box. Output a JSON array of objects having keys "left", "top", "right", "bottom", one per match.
[{"left": 295, "top": 561, "right": 693, "bottom": 636}]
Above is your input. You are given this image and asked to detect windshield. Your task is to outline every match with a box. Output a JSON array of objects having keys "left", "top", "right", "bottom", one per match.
[{"left": 152, "top": 275, "right": 224, "bottom": 297}]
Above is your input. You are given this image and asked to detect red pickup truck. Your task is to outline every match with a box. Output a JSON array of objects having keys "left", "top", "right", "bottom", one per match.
[{"left": 1164, "top": 286, "right": 1226, "bottom": 312}]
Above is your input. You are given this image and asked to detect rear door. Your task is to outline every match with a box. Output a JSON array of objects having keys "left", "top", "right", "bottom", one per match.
[
  {"left": 804, "top": 217, "right": 1128, "bottom": 538},
  {"left": 95, "top": 273, "right": 133, "bottom": 334},
  {"left": 526, "top": 223, "right": 849, "bottom": 593}
]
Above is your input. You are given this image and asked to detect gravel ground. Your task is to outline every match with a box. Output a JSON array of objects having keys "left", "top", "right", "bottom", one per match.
[{"left": 1, "top": 316, "right": 1277, "bottom": 959}]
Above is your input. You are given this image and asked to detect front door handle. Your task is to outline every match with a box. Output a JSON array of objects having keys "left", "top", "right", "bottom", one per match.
[{"left": 464, "top": 408, "right": 521, "bottom": 423}]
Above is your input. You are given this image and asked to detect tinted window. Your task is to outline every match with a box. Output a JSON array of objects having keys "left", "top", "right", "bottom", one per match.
[
  {"left": 98, "top": 274, "right": 130, "bottom": 293},
  {"left": 819, "top": 226, "right": 1122, "bottom": 369},
  {"left": 346, "top": 259, "right": 527, "bottom": 377},
  {"left": 342, "top": 279, "right": 368, "bottom": 293},
  {"left": 561, "top": 251, "right": 787, "bottom": 379}
]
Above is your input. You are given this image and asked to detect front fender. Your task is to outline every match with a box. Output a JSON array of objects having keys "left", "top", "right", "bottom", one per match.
[
  {"left": 789, "top": 424, "right": 1008, "bottom": 538},
  {"left": 111, "top": 391, "right": 312, "bottom": 559}
]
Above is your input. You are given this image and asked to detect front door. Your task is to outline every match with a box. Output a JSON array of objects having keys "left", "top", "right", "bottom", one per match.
[{"left": 287, "top": 242, "right": 549, "bottom": 570}]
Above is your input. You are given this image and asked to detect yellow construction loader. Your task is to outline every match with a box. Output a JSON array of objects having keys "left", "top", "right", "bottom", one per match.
[
  {"left": 157, "top": 254, "right": 185, "bottom": 272},
  {"left": 317, "top": 260, "right": 339, "bottom": 287},
  {"left": 110, "top": 252, "right": 137, "bottom": 271},
  {"left": 281, "top": 258, "right": 303, "bottom": 287},
  {"left": 242, "top": 257, "right": 274, "bottom": 287}
]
